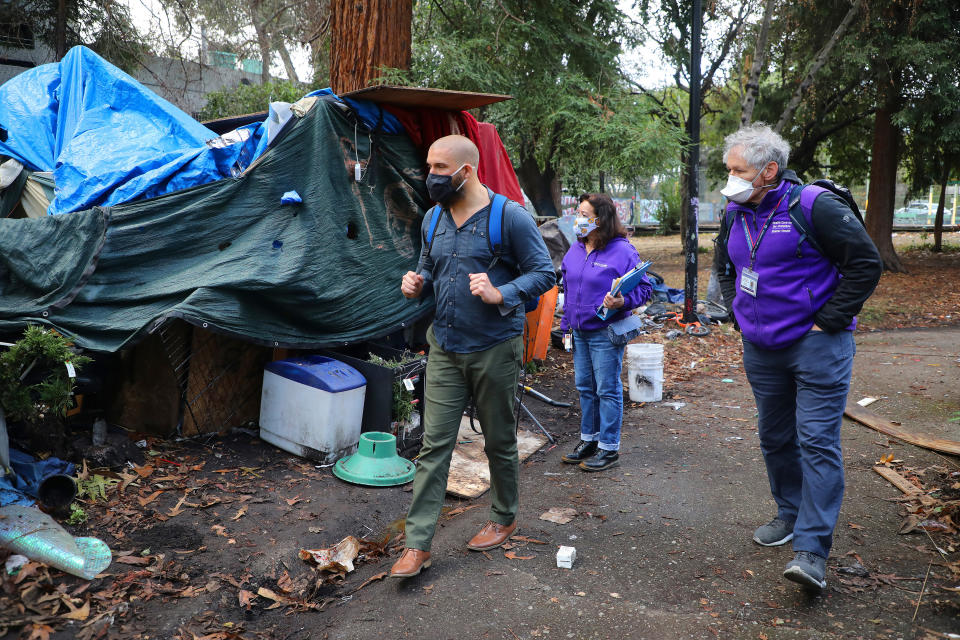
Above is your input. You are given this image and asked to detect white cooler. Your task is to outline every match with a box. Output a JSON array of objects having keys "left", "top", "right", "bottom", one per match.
[{"left": 259, "top": 356, "right": 366, "bottom": 464}]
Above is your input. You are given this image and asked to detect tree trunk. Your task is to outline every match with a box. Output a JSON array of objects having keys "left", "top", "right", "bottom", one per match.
[
  {"left": 330, "top": 0, "right": 412, "bottom": 94},
  {"left": 865, "top": 107, "right": 905, "bottom": 272},
  {"left": 55, "top": 0, "right": 67, "bottom": 60},
  {"left": 934, "top": 164, "right": 948, "bottom": 252},
  {"left": 248, "top": 0, "right": 273, "bottom": 85},
  {"left": 516, "top": 153, "right": 560, "bottom": 218},
  {"left": 276, "top": 41, "right": 300, "bottom": 84},
  {"left": 740, "top": 0, "right": 775, "bottom": 126},
  {"left": 774, "top": 0, "right": 860, "bottom": 134}
]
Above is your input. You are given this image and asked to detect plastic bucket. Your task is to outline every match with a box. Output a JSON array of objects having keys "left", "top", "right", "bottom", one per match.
[{"left": 626, "top": 343, "right": 664, "bottom": 402}]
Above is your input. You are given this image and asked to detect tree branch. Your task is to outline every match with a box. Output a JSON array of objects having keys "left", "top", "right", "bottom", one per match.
[{"left": 774, "top": 0, "right": 862, "bottom": 133}]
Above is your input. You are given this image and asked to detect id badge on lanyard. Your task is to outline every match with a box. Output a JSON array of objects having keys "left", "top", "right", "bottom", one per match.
[{"left": 740, "top": 267, "right": 759, "bottom": 297}]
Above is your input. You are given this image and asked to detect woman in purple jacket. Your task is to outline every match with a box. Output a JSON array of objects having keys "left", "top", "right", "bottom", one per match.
[{"left": 559, "top": 193, "right": 652, "bottom": 471}]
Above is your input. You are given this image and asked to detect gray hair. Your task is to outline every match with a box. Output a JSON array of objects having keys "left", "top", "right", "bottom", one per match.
[{"left": 722, "top": 123, "right": 790, "bottom": 172}]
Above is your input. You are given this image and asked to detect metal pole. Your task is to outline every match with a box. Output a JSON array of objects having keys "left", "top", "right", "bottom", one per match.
[{"left": 683, "top": 0, "right": 702, "bottom": 323}]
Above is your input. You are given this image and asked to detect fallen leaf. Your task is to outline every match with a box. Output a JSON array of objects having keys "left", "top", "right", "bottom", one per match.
[
  {"left": 510, "top": 535, "right": 548, "bottom": 545},
  {"left": 504, "top": 551, "right": 535, "bottom": 560},
  {"left": 277, "top": 570, "right": 294, "bottom": 593},
  {"left": 238, "top": 589, "right": 256, "bottom": 609},
  {"left": 138, "top": 490, "right": 163, "bottom": 507},
  {"left": 539, "top": 507, "right": 577, "bottom": 524},
  {"left": 133, "top": 465, "right": 155, "bottom": 478},
  {"left": 211, "top": 524, "right": 228, "bottom": 537},
  {"left": 349, "top": 571, "right": 388, "bottom": 595},
  {"left": 285, "top": 495, "right": 303, "bottom": 506},
  {"left": 60, "top": 598, "right": 90, "bottom": 621},
  {"left": 26, "top": 624, "right": 53, "bottom": 640},
  {"left": 849, "top": 523, "right": 865, "bottom": 530},
  {"left": 231, "top": 506, "right": 248, "bottom": 521},
  {"left": 115, "top": 555, "right": 151, "bottom": 566}
]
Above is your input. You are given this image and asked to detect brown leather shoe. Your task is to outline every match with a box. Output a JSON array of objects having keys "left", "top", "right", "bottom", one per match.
[
  {"left": 389, "top": 548, "right": 431, "bottom": 578},
  {"left": 466, "top": 520, "right": 517, "bottom": 551}
]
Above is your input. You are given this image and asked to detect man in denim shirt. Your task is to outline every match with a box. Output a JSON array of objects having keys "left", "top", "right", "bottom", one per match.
[{"left": 389, "top": 135, "right": 555, "bottom": 578}]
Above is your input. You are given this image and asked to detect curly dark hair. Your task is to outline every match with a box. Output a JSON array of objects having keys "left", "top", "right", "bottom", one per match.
[{"left": 579, "top": 193, "right": 627, "bottom": 251}]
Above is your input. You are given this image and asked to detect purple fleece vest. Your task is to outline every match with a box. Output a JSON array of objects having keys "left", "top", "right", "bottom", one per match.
[{"left": 726, "top": 181, "right": 852, "bottom": 350}]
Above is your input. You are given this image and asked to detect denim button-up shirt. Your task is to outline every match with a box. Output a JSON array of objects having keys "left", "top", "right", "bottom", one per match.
[{"left": 417, "top": 188, "right": 555, "bottom": 353}]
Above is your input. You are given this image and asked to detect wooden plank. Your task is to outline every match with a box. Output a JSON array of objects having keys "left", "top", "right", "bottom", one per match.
[
  {"left": 844, "top": 403, "right": 960, "bottom": 456},
  {"left": 341, "top": 85, "right": 512, "bottom": 111},
  {"left": 446, "top": 416, "right": 547, "bottom": 499},
  {"left": 872, "top": 466, "right": 935, "bottom": 506},
  {"left": 872, "top": 465, "right": 921, "bottom": 495}
]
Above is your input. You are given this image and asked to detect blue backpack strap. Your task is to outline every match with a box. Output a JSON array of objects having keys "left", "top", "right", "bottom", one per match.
[
  {"left": 487, "top": 194, "right": 507, "bottom": 261},
  {"left": 787, "top": 184, "right": 828, "bottom": 258},
  {"left": 425, "top": 204, "right": 442, "bottom": 244}
]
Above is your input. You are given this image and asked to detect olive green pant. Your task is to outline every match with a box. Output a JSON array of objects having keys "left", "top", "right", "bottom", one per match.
[{"left": 403, "top": 326, "right": 523, "bottom": 551}]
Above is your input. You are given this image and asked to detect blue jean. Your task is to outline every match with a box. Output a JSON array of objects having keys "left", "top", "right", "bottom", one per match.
[
  {"left": 573, "top": 329, "right": 626, "bottom": 451},
  {"left": 742, "top": 330, "right": 855, "bottom": 559}
]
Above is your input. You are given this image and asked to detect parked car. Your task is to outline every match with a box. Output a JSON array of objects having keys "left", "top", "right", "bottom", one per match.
[{"left": 894, "top": 201, "right": 929, "bottom": 224}]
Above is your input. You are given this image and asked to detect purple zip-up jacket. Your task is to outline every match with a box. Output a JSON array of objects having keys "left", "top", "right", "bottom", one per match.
[
  {"left": 724, "top": 179, "right": 847, "bottom": 350},
  {"left": 560, "top": 236, "right": 651, "bottom": 332}
]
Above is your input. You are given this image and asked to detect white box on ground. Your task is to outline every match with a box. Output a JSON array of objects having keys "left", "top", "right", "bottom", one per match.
[
  {"left": 259, "top": 356, "right": 366, "bottom": 465},
  {"left": 556, "top": 545, "right": 577, "bottom": 568}
]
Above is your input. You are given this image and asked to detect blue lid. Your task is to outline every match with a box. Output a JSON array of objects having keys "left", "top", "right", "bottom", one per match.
[{"left": 264, "top": 356, "right": 366, "bottom": 392}]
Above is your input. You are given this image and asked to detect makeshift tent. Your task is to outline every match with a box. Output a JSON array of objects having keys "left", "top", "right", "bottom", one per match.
[{"left": 0, "top": 94, "right": 434, "bottom": 352}]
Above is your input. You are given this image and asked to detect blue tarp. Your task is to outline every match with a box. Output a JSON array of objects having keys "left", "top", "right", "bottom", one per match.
[
  {"left": 0, "top": 450, "right": 75, "bottom": 507},
  {"left": 0, "top": 46, "right": 263, "bottom": 216}
]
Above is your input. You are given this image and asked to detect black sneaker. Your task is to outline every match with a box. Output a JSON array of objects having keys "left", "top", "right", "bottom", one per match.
[
  {"left": 784, "top": 551, "right": 827, "bottom": 590},
  {"left": 579, "top": 449, "right": 619, "bottom": 472},
  {"left": 561, "top": 440, "right": 598, "bottom": 464}
]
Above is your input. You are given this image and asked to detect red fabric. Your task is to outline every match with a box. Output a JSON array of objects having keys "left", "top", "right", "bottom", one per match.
[
  {"left": 382, "top": 106, "right": 523, "bottom": 203},
  {"left": 475, "top": 121, "right": 524, "bottom": 203}
]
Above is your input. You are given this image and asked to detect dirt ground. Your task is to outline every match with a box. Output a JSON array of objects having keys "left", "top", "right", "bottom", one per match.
[{"left": 2, "top": 233, "right": 959, "bottom": 640}]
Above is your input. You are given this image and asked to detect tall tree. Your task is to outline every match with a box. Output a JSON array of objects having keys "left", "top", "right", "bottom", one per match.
[{"left": 329, "top": 0, "right": 411, "bottom": 94}]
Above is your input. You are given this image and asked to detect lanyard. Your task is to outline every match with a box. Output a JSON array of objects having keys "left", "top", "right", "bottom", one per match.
[{"left": 739, "top": 193, "right": 787, "bottom": 269}]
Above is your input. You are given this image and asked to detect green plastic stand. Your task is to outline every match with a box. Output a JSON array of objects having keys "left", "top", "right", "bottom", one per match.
[{"left": 333, "top": 432, "right": 416, "bottom": 487}]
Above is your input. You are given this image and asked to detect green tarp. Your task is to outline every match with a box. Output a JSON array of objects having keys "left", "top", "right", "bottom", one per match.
[{"left": 0, "top": 97, "right": 434, "bottom": 352}]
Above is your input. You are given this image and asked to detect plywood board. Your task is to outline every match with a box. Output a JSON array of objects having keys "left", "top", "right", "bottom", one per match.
[
  {"left": 844, "top": 403, "right": 960, "bottom": 456},
  {"left": 447, "top": 416, "right": 548, "bottom": 499},
  {"left": 341, "top": 85, "right": 512, "bottom": 111}
]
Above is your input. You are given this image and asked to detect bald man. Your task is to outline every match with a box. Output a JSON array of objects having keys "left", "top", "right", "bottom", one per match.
[{"left": 390, "top": 135, "right": 555, "bottom": 578}]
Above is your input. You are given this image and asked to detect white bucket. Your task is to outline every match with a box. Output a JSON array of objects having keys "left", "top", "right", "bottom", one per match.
[{"left": 625, "top": 343, "right": 664, "bottom": 402}]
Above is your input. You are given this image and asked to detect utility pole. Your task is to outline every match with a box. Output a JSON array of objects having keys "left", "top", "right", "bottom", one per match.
[{"left": 683, "top": 0, "right": 702, "bottom": 323}]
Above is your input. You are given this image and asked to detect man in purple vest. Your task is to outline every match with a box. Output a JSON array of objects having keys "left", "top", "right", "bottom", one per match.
[{"left": 715, "top": 124, "right": 882, "bottom": 590}]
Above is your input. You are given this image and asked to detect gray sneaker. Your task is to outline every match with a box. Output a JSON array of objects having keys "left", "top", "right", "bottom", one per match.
[
  {"left": 784, "top": 551, "right": 827, "bottom": 590},
  {"left": 753, "top": 517, "right": 795, "bottom": 546}
]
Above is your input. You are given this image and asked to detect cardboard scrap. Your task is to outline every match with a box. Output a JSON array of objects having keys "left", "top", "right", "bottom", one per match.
[
  {"left": 299, "top": 535, "right": 360, "bottom": 573},
  {"left": 539, "top": 507, "right": 577, "bottom": 524},
  {"left": 447, "top": 416, "right": 548, "bottom": 499}
]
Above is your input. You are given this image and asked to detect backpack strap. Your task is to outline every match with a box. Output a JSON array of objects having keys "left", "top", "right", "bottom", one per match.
[
  {"left": 417, "top": 204, "right": 442, "bottom": 273},
  {"left": 787, "top": 184, "right": 828, "bottom": 258},
  {"left": 486, "top": 193, "right": 508, "bottom": 270}
]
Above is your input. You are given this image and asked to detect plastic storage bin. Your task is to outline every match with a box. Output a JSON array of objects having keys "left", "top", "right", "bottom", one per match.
[{"left": 259, "top": 356, "right": 366, "bottom": 464}]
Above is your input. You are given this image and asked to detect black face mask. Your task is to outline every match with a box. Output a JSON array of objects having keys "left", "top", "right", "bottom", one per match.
[{"left": 426, "top": 164, "right": 466, "bottom": 206}]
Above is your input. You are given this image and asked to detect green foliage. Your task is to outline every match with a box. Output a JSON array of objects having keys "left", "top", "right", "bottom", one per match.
[
  {"left": 0, "top": 326, "right": 91, "bottom": 422},
  {"left": 367, "top": 354, "right": 422, "bottom": 425},
  {"left": 5, "top": 0, "right": 147, "bottom": 73},
  {"left": 67, "top": 503, "right": 88, "bottom": 525},
  {"left": 197, "top": 80, "right": 311, "bottom": 121},
  {"left": 654, "top": 175, "right": 683, "bottom": 235},
  {"left": 380, "top": 0, "right": 683, "bottom": 214}
]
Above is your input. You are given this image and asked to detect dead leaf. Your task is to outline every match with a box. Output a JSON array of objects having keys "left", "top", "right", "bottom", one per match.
[
  {"left": 510, "top": 535, "right": 547, "bottom": 545},
  {"left": 27, "top": 624, "right": 53, "bottom": 640},
  {"left": 285, "top": 495, "right": 303, "bottom": 506},
  {"left": 211, "top": 524, "right": 228, "bottom": 537},
  {"left": 133, "top": 465, "right": 154, "bottom": 478},
  {"left": 238, "top": 589, "right": 256, "bottom": 609},
  {"left": 539, "top": 507, "right": 577, "bottom": 524},
  {"left": 115, "top": 555, "right": 151, "bottom": 566},
  {"left": 504, "top": 551, "right": 535, "bottom": 560},
  {"left": 277, "top": 570, "right": 294, "bottom": 593},
  {"left": 138, "top": 490, "right": 163, "bottom": 507},
  {"left": 60, "top": 598, "right": 90, "bottom": 621},
  {"left": 231, "top": 506, "right": 248, "bottom": 521},
  {"left": 849, "top": 523, "right": 865, "bottom": 530}
]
